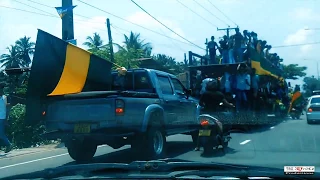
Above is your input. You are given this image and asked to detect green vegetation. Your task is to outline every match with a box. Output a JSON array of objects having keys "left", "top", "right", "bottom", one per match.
[{"left": 0, "top": 31, "right": 313, "bottom": 148}]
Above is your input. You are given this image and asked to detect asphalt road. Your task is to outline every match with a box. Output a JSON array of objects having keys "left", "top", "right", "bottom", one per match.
[{"left": 1, "top": 115, "right": 320, "bottom": 178}]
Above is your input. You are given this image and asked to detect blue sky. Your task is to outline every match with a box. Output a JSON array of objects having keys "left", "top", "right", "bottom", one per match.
[{"left": 0, "top": 0, "right": 319, "bottom": 86}]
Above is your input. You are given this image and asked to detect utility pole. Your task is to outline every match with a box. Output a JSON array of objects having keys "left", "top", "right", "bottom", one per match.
[
  {"left": 106, "top": 18, "right": 115, "bottom": 63},
  {"left": 62, "top": 0, "right": 74, "bottom": 41},
  {"left": 217, "top": 27, "right": 238, "bottom": 39},
  {"left": 204, "top": 38, "right": 208, "bottom": 55}
]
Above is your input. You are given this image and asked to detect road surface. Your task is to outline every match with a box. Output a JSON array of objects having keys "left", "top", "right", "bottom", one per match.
[{"left": 1, "top": 115, "right": 319, "bottom": 178}]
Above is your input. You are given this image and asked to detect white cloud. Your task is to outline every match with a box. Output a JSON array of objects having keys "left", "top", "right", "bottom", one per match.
[
  {"left": 65, "top": 16, "right": 108, "bottom": 48},
  {"left": 290, "top": 8, "right": 320, "bottom": 22},
  {"left": 125, "top": 11, "right": 190, "bottom": 43},
  {"left": 0, "top": 0, "right": 11, "bottom": 7},
  {"left": 283, "top": 28, "right": 314, "bottom": 54},
  {"left": 0, "top": 23, "right": 38, "bottom": 54},
  {"left": 0, "top": 16, "right": 109, "bottom": 55}
]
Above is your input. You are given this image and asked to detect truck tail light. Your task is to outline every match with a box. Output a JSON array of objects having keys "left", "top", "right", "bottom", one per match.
[
  {"left": 200, "top": 119, "right": 209, "bottom": 126},
  {"left": 115, "top": 99, "right": 125, "bottom": 115}
]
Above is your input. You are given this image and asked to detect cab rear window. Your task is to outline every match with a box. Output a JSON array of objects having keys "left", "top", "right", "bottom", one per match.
[{"left": 111, "top": 71, "right": 154, "bottom": 93}]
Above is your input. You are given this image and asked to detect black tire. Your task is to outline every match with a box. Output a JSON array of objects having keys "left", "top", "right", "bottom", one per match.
[
  {"left": 131, "top": 114, "right": 166, "bottom": 160},
  {"left": 191, "top": 131, "right": 199, "bottom": 146},
  {"left": 144, "top": 126, "right": 166, "bottom": 160},
  {"left": 67, "top": 140, "right": 97, "bottom": 163},
  {"left": 202, "top": 137, "right": 214, "bottom": 154}
]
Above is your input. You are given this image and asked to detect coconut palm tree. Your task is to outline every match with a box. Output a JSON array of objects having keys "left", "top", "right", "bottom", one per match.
[
  {"left": 123, "top": 32, "right": 152, "bottom": 57},
  {"left": 83, "top": 32, "right": 105, "bottom": 51},
  {"left": 0, "top": 45, "right": 23, "bottom": 69},
  {"left": 15, "top": 36, "right": 35, "bottom": 67}
]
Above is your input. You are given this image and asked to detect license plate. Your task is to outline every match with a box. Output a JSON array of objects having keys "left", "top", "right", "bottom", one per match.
[
  {"left": 198, "top": 130, "right": 211, "bottom": 136},
  {"left": 74, "top": 124, "right": 91, "bottom": 133}
]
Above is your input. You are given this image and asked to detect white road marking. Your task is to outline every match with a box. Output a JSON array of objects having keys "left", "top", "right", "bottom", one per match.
[
  {"left": 239, "top": 140, "right": 251, "bottom": 145},
  {"left": 0, "top": 145, "right": 108, "bottom": 170}
]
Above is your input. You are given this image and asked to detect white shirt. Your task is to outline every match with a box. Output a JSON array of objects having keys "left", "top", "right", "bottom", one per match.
[
  {"left": 200, "top": 78, "right": 213, "bottom": 95},
  {"left": 0, "top": 95, "right": 7, "bottom": 119}
]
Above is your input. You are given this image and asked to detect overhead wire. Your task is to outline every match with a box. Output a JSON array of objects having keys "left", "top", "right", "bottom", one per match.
[
  {"left": 175, "top": 0, "right": 218, "bottom": 28},
  {"left": 12, "top": 0, "right": 57, "bottom": 17},
  {"left": 191, "top": 0, "right": 229, "bottom": 26},
  {"left": 129, "top": 0, "right": 205, "bottom": 50},
  {"left": 206, "top": 0, "right": 238, "bottom": 27},
  {"left": 77, "top": 0, "right": 205, "bottom": 50},
  {"left": 24, "top": 0, "right": 93, "bottom": 20},
  {"left": 0, "top": 6, "right": 107, "bottom": 32},
  {"left": 272, "top": 42, "right": 320, "bottom": 48},
  {"left": 111, "top": 24, "right": 186, "bottom": 53}
]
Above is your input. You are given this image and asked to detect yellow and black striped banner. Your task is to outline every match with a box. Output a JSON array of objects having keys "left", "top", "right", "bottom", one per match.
[{"left": 25, "top": 29, "right": 112, "bottom": 124}]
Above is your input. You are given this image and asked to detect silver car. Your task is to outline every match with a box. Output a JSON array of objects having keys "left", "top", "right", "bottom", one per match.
[{"left": 306, "top": 95, "right": 320, "bottom": 124}]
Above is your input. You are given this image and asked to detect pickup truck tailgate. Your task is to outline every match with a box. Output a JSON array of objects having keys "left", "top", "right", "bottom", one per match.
[{"left": 45, "top": 98, "right": 115, "bottom": 131}]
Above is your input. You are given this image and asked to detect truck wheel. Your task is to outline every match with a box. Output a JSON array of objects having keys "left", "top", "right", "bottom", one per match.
[
  {"left": 143, "top": 126, "right": 166, "bottom": 160},
  {"left": 67, "top": 141, "right": 97, "bottom": 163}
]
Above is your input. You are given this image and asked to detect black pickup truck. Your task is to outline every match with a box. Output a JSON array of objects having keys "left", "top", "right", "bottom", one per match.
[{"left": 43, "top": 68, "right": 200, "bottom": 162}]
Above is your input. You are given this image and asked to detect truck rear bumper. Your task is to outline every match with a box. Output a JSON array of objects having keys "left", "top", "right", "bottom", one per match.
[{"left": 43, "top": 130, "right": 135, "bottom": 140}]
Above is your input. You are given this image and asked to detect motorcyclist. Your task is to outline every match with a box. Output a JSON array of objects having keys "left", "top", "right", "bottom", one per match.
[
  {"left": 199, "top": 78, "right": 235, "bottom": 113},
  {"left": 195, "top": 78, "right": 235, "bottom": 151}
]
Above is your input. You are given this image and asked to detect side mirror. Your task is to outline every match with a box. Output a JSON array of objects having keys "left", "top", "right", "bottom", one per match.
[{"left": 186, "top": 89, "right": 192, "bottom": 95}]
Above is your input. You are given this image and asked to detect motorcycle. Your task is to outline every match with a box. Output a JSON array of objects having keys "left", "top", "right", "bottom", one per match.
[
  {"left": 290, "top": 105, "right": 302, "bottom": 119},
  {"left": 196, "top": 113, "right": 232, "bottom": 154}
]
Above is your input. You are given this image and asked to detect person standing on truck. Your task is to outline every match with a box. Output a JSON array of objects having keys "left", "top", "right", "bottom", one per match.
[
  {"left": 250, "top": 68, "right": 259, "bottom": 112},
  {"left": 219, "top": 36, "right": 229, "bottom": 64},
  {"left": 0, "top": 83, "right": 12, "bottom": 153},
  {"left": 235, "top": 64, "right": 251, "bottom": 112},
  {"left": 234, "top": 28, "right": 244, "bottom": 63},
  {"left": 207, "top": 36, "right": 219, "bottom": 64}
]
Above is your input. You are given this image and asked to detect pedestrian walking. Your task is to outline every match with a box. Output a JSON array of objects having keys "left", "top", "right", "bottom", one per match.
[{"left": 0, "top": 83, "right": 12, "bottom": 153}]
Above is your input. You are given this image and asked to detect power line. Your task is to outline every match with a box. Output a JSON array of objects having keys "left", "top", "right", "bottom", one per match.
[
  {"left": 0, "top": 5, "right": 106, "bottom": 31},
  {"left": 206, "top": 0, "right": 238, "bottom": 26},
  {"left": 24, "top": 0, "right": 100, "bottom": 21},
  {"left": 130, "top": 0, "right": 205, "bottom": 50},
  {"left": 77, "top": 0, "right": 205, "bottom": 50},
  {"left": 272, "top": 42, "right": 320, "bottom": 48},
  {"left": 111, "top": 24, "right": 186, "bottom": 53},
  {"left": 0, "top": 5, "right": 57, "bottom": 18},
  {"left": 191, "top": 0, "right": 229, "bottom": 26},
  {"left": 175, "top": 0, "right": 217, "bottom": 28},
  {"left": 13, "top": 0, "right": 58, "bottom": 17}
]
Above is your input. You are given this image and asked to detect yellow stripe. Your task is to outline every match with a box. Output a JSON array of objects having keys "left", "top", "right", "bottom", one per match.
[
  {"left": 251, "top": 61, "right": 280, "bottom": 79},
  {"left": 48, "top": 44, "right": 90, "bottom": 96}
]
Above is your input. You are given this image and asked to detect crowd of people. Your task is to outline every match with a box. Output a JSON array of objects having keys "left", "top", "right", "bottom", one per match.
[
  {"left": 194, "top": 63, "right": 289, "bottom": 115},
  {"left": 206, "top": 28, "right": 283, "bottom": 70}
]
